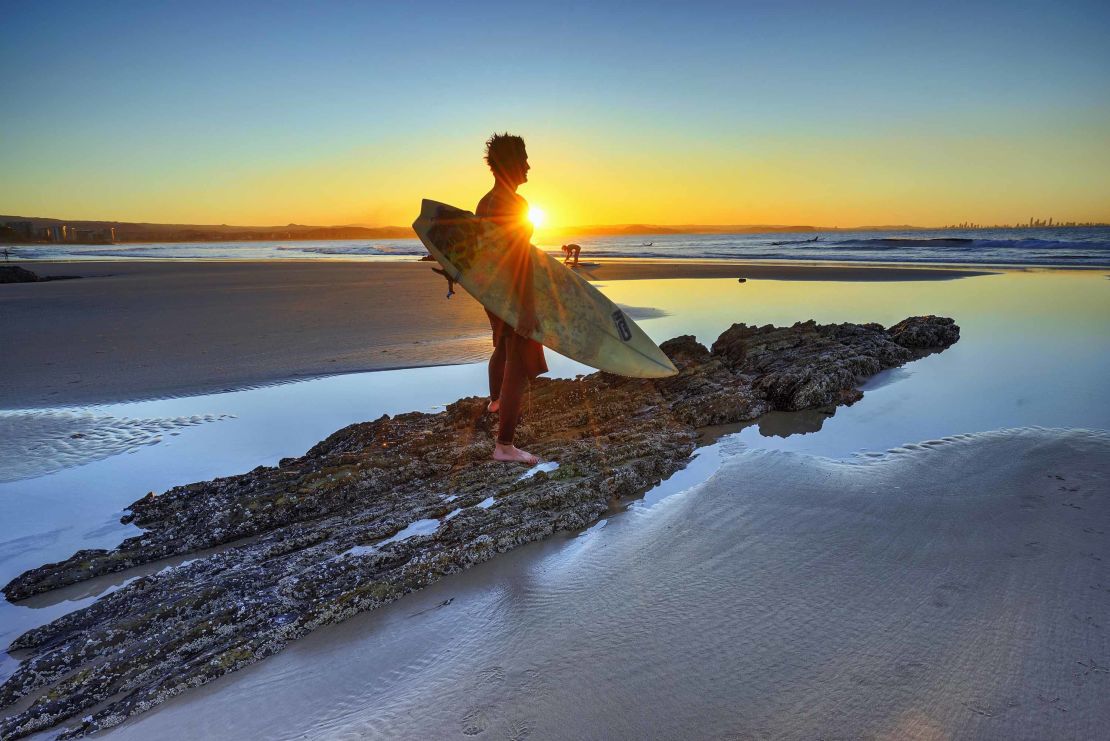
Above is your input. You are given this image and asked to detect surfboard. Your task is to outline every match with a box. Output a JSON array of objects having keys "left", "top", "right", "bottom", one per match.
[{"left": 412, "top": 199, "right": 677, "bottom": 378}]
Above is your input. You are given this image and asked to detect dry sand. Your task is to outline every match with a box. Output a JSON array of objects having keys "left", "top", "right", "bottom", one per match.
[
  {"left": 2, "top": 259, "right": 988, "bottom": 408},
  {"left": 100, "top": 427, "right": 1109, "bottom": 740}
]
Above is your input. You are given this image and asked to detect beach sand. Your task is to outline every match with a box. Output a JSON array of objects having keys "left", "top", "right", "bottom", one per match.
[
  {"left": 2, "top": 260, "right": 989, "bottom": 408},
  {"left": 99, "top": 427, "right": 1110, "bottom": 740}
]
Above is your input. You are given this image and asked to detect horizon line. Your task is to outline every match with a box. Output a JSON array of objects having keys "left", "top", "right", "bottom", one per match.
[{"left": 4, "top": 213, "right": 1107, "bottom": 236}]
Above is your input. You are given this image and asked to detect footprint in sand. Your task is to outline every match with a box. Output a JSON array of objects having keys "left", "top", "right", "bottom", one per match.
[
  {"left": 461, "top": 706, "right": 490, "bottom": 736},
  {"left": 501, "top": 716, "right": 532, "bottom": 741},
  {"left": 475, "top": 665, "right": 506, "bottom": 687},
  {"left": 517, "top": 666, "right": 551, "bottom": 695},
  {"left": 463, "top": 665, "right": 545, "bottom": 737},
  {"left": 459, "top": 667, "right": 507, "bottom": 736}
]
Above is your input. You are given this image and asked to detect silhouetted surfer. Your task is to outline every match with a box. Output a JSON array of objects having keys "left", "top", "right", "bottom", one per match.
[
  {"left": 476, "top": 133, "right": 548, "bottom": 465},
  {"left": 561, "top": 243, "right": 581, "bottom": 266}
]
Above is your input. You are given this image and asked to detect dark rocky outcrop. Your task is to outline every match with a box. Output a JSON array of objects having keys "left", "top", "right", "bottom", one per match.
[
  {"left": 0, "top": 266, "right": 82, "bottom": 284},
  {"left": 0, "top": 315, "right": 959, "bottom": 739},
  {"left": 0, "top": 266, "right": 41, "bottom": 283}
]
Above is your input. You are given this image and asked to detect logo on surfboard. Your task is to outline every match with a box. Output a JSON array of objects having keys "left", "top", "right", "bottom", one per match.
[{"left": 611, "top": 309, "right": 632, "bottom": 341}]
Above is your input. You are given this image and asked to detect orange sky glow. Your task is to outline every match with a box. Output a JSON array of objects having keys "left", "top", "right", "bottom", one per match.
[{"left": 2, "top": 4, "right": 1108, "bottom": 230}]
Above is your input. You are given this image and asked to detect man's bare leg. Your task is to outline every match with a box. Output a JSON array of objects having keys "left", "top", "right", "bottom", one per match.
[
  {"left": 488, "top": 398, "right": 500, "bottom": 413},
  {"left": 492, "top": 442, "right": 538, "bottom": 465}
]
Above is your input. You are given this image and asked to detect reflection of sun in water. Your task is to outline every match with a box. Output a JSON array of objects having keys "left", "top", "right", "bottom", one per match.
[{"left": 528, "top": 206, "right": 546, "bottom": 227}]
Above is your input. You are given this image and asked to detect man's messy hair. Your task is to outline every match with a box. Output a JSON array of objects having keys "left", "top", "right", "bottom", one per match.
[{"left": 484, "top": 132, "right": 526, "bottom": 172}]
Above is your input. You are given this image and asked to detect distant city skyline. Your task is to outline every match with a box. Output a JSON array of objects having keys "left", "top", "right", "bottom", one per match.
[{"left": 2, "top": 1, "right": 1108, "bottom": 228}]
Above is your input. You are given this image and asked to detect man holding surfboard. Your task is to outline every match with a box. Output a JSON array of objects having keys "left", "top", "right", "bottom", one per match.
[
  {"left": 476, "top": 133, "right": 548, "bottom": 465},
  {"left": 412, "top": 136, "right": 677, "bottom": 466}
]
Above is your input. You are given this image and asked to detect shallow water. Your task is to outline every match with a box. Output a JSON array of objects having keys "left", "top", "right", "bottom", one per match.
[
  {"left": 96, "top": 428, "right": 1109, "bottom": 741},
  {"left": 1, "top": 268, "right": 1108, "bottom": 734}
]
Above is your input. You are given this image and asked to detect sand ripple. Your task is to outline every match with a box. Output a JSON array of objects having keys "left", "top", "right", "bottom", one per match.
[{"left": 0, "top": 410, "right": 231, "bottom": 482}]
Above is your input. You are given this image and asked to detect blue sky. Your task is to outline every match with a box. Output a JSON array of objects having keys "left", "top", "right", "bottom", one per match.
[{"left": 2, "top": 1, "right": 1108, "bottom": 226}]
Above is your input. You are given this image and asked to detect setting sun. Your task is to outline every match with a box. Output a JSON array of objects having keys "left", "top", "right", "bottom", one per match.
[{"left": 528, "top": 206, "right": 546, "bottom": 228}]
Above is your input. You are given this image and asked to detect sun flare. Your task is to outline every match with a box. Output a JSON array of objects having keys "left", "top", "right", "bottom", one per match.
[{"left": 528, "top": 206, "right": 546, "bottom": 227}]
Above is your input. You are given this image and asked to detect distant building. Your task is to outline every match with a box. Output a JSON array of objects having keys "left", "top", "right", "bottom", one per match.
[
  {"left": 3, "top": 221, "right": 34, "bottom": 241},
  {"left": 34, "top": 225, "right": 68, "bottom": 242},
  {"left": 69, "top": 227, "right": 115, "bottom": 243}
]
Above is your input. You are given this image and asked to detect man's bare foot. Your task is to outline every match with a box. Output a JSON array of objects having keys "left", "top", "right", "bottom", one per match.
[
  {"left": 487, "top": 398, "right": 500, "bottom": 414},
  {"left": 492, "top": 442, "right": 538, "bottom": 465}
]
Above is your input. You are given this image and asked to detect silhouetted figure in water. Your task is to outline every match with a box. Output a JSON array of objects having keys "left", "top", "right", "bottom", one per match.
[
  {"left": 561, "top": 243, "right": 581, "bottom": 266},
  {"left": 476, "top": 133, "right": 548, "bottom": 465}
]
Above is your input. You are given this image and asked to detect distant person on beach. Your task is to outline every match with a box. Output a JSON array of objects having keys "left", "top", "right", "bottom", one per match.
[
  {"left": 476, "top": 132, "right": 548, "bottom": 465},
  {"left": 561, "top": 243, "right": 581, "bottom": 266}
]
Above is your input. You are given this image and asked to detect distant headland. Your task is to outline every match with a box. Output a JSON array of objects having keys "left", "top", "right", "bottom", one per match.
[{"left": 0, "top": 217, "right": 413, "bottom": 245}]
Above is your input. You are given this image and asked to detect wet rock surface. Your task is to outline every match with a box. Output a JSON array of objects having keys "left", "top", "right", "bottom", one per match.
[{"left": 0, "top": 316, "right": 958, "bottom": 738}]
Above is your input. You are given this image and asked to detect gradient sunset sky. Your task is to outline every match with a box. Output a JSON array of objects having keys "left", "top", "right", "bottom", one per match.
[{"left": 3, "top": 1, "right": 1108, "bottom": 229}]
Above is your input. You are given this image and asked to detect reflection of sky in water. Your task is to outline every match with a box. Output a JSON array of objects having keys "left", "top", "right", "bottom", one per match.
[
  {"left": 0, "top": 270, "right": 1107, "bottom": 678},
  {"left": 610, "top": 270, "right": 1109, "bottom": 458}
]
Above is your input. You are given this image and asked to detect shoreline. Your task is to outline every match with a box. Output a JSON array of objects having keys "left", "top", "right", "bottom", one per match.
[
  {"left": 11, "top": 253, "right": 1110, "bottom": 271},
  {"left": 2, "top": 258, "right": 996, "bottom": 409}
]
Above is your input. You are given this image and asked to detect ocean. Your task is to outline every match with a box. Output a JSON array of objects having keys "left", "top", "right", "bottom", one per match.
[{"left": 8, "top": 226, "right": 1110, "bottom": 267}]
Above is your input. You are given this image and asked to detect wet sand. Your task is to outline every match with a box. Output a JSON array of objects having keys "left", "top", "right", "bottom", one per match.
[
  {"left": 2, "top": 259, "right": 989, "bottom": 408},
  {"left": 100, "top": 427, "right": 1110, "bottom": 740}
]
